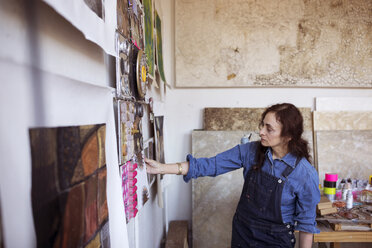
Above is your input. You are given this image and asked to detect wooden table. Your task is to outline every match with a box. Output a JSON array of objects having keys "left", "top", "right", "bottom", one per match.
[{"left": 314, "top": 221, "right": 372, "bottom": 248}]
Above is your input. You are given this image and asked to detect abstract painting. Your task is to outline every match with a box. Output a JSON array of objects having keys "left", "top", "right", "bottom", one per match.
[
  {"left": 29, "top": 124, "right": 109, "bottom": 248},
  {"left": 155, "top": 11, "right": 166, "bottom": 83},
  {"left": 175, "top": 0, "right": 372, "bottom": 88},
  {"left": 143, "top": 0, "right": 154, "bottom": 77}
]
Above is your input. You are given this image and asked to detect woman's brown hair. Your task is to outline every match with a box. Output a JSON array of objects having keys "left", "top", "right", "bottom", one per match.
[{"left": 254, "top": 103, "right": 311, "bottom": 169}]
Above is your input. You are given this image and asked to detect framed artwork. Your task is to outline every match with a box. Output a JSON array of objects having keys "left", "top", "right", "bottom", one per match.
[
  {"left": 155, "top": 11, "right": 166, "bottom": 84},
  {"left": 29, "top": 124, "right": 109, "bottom": 248},
  {"left": 143, "top": 0, "right": 155, "bottom": 78}
]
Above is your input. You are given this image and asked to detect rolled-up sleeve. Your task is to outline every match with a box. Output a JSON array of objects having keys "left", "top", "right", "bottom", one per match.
[
  {"left": 183, "top": 144, "right": 245, "bottom": 183},
  {"left": 294, "top": 170, "right": 321, "bottom": 234}
]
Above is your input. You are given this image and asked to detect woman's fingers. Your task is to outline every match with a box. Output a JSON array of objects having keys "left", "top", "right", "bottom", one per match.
[
  {"left": 144, "top": 158, "right": 161, "bottom": 174},
  {"left": 144, "top": 158, "right": 159, "bottom": 167}
]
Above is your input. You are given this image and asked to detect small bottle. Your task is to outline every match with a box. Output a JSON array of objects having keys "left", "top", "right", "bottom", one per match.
[
  {"left": 342, "top": 182, "right": 350, "bottom": 201},
  {"left": 339, "top": 179, "right": 345, "bottom": 190},
  {"left": 346, "top": 189, "right": 353, "bottom": 209}
]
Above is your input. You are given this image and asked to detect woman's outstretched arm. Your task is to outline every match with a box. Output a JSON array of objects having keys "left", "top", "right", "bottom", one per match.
[{"left": 145, "top": 158, "right": 189, "bottom": 175}]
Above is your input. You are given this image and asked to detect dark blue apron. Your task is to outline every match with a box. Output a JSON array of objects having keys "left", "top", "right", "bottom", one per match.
[{"left": 231, "top": 158, "right": 300, "bottom": 248}]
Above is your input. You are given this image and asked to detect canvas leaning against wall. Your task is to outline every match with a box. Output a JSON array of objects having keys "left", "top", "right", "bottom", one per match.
[{"left": 29, "top": 124, "right": 110, "bottom": 248}]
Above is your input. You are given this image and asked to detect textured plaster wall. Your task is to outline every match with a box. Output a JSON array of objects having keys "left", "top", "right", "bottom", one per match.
[{"left": 175, "top": 0, "right": 372, "bottom": 87}]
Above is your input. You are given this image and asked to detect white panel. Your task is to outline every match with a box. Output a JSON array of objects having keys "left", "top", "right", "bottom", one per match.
[{"left": 316, "top": 97, "right": 372, "bottom": 111}]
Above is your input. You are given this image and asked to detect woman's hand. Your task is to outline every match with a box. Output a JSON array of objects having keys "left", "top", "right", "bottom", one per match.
[{"left": 145, "top": 158, "right": 163, "bottom": 174}]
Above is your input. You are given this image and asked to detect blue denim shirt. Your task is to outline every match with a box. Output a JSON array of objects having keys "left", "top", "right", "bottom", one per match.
[{"left": 184, "top": 141, "right": 320, "bottom": 234}]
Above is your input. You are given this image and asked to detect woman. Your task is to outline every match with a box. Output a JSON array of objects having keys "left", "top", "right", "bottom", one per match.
[{"left": 146, "top": 103, "right": 320, "bottom": 248}]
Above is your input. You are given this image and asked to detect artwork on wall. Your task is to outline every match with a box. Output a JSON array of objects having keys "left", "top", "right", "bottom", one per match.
[
  {"left": 128, "top": 0, "right": 138, "bottom": 17},
  {"left": 119, "top": 100, "right": 136, "bottom": 163},
  {"left": 153, "top": 116, "right": 165, "bottom": 164},
  {"left": 129, "top": 11, "right": 143, "bottom": 49},
  {"left": 116, "top": 33, "right": 134, "bottom": 99},
  {"left": 118, "top": 100, "right": 150, "bottom": 221},
  {"left": 143, "top": 0, "right": 155, "bottom": 78},
  {"left": 29, "top": 124, "right": 109, "bottom": 248},
  {"left": 144, "top": 137, "right": 156, "bottom": 187},
  {"left": 117, "top": 0, "right": 130, "bottom": 38},
  {"left": 175, "top": 0, "right": 372, "bottom": 88},
  {"left": 120, "top": 160, "right": 138, "bottom": 222},
  {"left": 155, "top": 11, "right": 166, "bottom": 84},
  {"left": 135, "top": 50, "right": 148, "bottom": 99}
]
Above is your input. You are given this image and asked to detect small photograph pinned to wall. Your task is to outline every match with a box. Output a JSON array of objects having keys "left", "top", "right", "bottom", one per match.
[
  {"left": 128, "top": 0, "right": 138, "bottom": 17},
  {"left": 129, "top": 10, "right": 144, "bottom": 49},
  {"left": 116, "top": 33, "right": 134, "bottom": 99},
  {"left": 119, "top": 100, "right": 136, "bottom": 164},
  {"left": 133, "top": 151, "right": 150, "bottom": 207},
  {"left": 155, "top": 10, "right": 166, "bottom": 85},
  {"left": 117, "top": 0, "right": 130, "bottom": 38},
  {"left": 29, "top": 124, "right": 109, "bottom": 248},
  {"left": 143, "top": 0, "right": 155, "bottom": 79},
  {"left": 144, "top": 137, "right": 156, "bottom": 187},
  {"left": 84, "top": 0, "right": 104, "bottom": 20},
  {"left": 154, "top": 116, "right": 165, "bottom": 164}
]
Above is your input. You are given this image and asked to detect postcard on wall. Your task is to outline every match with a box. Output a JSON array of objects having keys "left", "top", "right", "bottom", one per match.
[
  {"left": 144, "top": 137, "right": 156, "bottom": 187},
  {"left": 117, "top": 0, "right": 130, "bottom": 38},
  {"left": 155, "top": 11, "right": 166, "bottom": 84},
  {"left": 153, "top": 116, "right": 165, "bottom": 164},
  {"left": 143, "top": 0, "right": 154, "bottom": 78},
  {"left": 29, "top": 124, "right": 109, "bottom": 247}
]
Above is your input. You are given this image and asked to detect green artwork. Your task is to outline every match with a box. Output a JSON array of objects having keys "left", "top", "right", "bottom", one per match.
[
  {"left": 155, "top": 11, "right": 166, "bottom": 83},
  {"left": 143, "top": 0, "right": 154, "bottom": 77}
]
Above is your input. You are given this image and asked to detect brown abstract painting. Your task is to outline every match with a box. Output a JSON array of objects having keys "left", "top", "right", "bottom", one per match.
[{"left": 29, "top": 124, "right": 110, "bottom": 248}]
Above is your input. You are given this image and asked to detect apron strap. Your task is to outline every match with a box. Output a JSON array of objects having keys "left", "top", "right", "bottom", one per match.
[{"left": 281, "top": 157, "right": 301, "bottom": 179}]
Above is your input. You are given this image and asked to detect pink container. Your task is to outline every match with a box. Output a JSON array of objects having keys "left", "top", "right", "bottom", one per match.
[{"left": 325, "top": 173, "right": 338, "bottom": 182}]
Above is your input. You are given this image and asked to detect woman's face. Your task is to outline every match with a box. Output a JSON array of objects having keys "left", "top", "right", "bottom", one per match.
[{"left": 259, "top": 112, "right": 289, "bottom": 149}]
